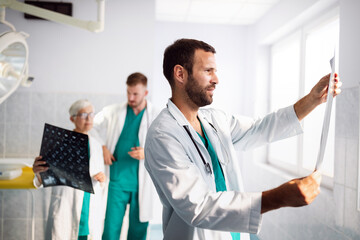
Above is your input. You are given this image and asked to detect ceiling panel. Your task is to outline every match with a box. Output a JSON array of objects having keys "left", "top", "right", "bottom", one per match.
[{"left": 156, "top": 0, "right": 281, "bottom": 25}]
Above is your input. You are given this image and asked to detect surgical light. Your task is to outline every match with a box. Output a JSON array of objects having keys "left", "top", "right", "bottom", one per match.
[{"left": 0, "top": 30, "right": 29, "bottom": 104}]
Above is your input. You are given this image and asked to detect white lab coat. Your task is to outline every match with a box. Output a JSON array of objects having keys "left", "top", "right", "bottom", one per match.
[
  {"left": 91, "top": 101, "right": 159, "bottom": 222},
  {"left": 144, "top": 99, "right": 303, "bottom": 240},
  {"left": 33, "top": 136, "right": 108, "bottom": 240}
]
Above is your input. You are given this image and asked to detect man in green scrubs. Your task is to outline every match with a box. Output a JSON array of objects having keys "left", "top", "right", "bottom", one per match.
[
  {"left": 92, "top": 73, "right": 158, "bottom": 240},
  {"left": 102, "top": 104, "right": 147, "bottom": 240}
]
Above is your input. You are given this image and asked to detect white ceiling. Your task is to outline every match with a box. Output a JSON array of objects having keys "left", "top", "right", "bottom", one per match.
[{"left": 156, "top": 0, "right": 281, "bottom": 25}]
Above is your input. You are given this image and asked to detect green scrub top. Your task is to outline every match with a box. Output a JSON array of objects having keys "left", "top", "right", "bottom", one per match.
[
  {"left": 197, "top": 122, "right": 240, "bottom": 240},
  {"left": 111, "top": 105, "right": 145, "bottom": 191},
  {"left": 78, "top": 142, "right": 91, "bottom": 237}
]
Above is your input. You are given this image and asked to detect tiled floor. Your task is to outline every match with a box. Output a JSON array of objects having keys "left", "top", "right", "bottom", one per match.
[{"left": 148, "top": 224, "right": 262, "bottom": 240}]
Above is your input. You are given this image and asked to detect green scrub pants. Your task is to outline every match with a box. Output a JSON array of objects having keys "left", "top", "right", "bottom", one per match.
[{"left": 102, "top": 187, "right": 148, "bottom": 240}]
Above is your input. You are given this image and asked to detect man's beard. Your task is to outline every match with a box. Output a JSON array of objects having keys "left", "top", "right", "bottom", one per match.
[
  {"left": 128, "top": 98, "right": 144, "bottom": 109},
  {"left": 185, "top": 74, "right": 215, "bottom": 107}
]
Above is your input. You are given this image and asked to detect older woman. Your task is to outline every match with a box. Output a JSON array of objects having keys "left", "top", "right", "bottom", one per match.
[{"left": 33, "top": 99, "right": 108, "bottom": 240}]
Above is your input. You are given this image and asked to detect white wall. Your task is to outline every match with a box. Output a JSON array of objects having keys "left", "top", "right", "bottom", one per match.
[{"left": 339, "top": 0, "right": 360, "bottom": 88}]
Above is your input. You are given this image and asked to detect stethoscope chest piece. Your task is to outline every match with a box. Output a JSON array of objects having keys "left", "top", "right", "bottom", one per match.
[
  {"left": 183, "top": 125, "right": 213, "bottom": 175},
  {"left": 205, "top": 162, "right": 212, "bottom": 175}
]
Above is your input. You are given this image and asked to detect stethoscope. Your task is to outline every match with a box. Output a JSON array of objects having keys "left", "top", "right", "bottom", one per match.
[{"left": 183, "top": 120, "right": 218, "bottom": 175}]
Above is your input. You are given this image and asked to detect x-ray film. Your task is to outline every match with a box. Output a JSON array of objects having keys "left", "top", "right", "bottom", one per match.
[
  {"left": 315, "top": 55, "right": 336, "bottom": 171},
  {"left": 39, "top": 123, "right": 94, "bottom": 193}
]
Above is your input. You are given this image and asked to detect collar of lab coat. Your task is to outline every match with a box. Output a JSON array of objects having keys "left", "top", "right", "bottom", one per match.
[
  {"left": 167, "top": 99, "right": 209, "bottom": 151},
  {"left": 166, "top": 99, "right": 228, "bottom": 165},
  {"left": 111, "top": 100, "right": 152, "bottom": 150},
  {"left": 166, "top": 99, "right": 190, "bottom": 126}
]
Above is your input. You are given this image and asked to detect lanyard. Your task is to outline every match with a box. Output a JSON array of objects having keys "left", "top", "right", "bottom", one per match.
[{"left": 183, "top": 125, "right": 212, "bottom": 175}]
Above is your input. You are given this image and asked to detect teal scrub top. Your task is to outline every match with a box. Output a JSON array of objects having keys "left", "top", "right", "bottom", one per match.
[
  {"left": 78, "top": 142, "right": 91, "bottom": 237},
  {"left": 197, "top": 122, "right": 240, "bottom": 240},
  {"left": 111, "top": 105, "right": 145, "bottom": 191}
]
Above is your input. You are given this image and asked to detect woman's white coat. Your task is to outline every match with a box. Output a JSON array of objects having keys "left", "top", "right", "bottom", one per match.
[{"left": 34, "top": 136, "right": 108, "bottom": 240}]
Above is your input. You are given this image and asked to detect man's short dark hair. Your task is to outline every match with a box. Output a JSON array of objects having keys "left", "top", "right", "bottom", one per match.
[
  {"left": 163, "top": 39, "right": 216, "bottom": 87},
  {"left": 126, "top": 72, "right": 147, "bottom": 86}
]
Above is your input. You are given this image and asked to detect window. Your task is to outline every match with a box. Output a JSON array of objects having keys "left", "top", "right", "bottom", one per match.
[
  {"left": 268, "top": 14, "right": 339, "bottom": 184},
  {"left": 269, "top": 32, "right": 301, "bottom": 168}
]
